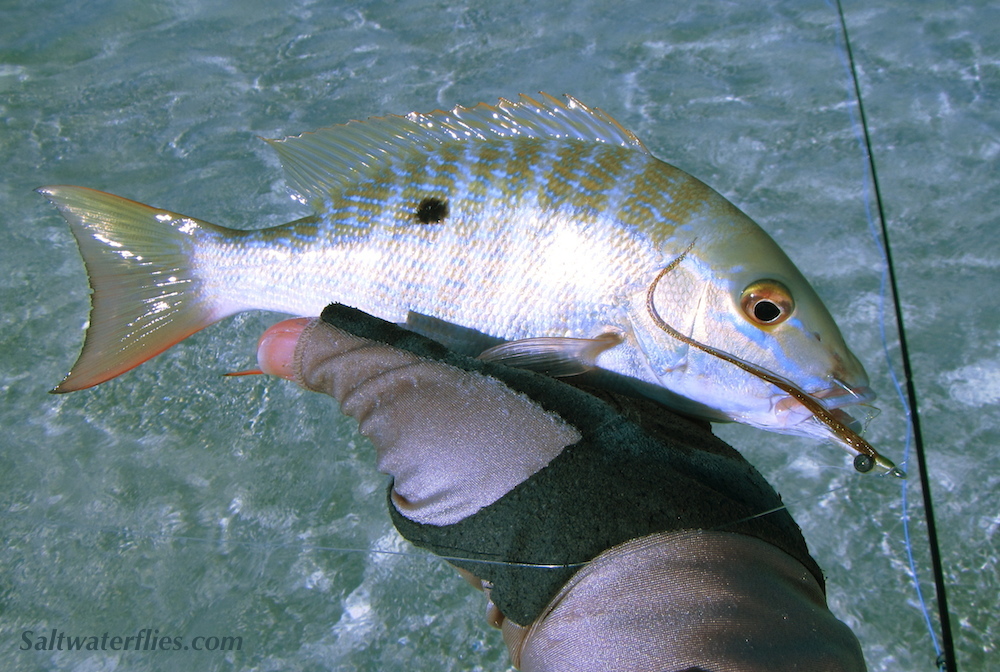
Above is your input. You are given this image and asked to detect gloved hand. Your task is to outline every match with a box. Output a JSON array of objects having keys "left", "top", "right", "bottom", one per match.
[{"left": 258, "top": 304, "right": 867, "bottom": 672}]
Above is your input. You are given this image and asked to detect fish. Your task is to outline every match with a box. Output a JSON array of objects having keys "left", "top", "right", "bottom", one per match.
[{"left": 37, "top": 93, "right": 903, "bottom": 477}]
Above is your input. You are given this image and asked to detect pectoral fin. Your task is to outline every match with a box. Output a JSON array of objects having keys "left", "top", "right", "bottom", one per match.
[{"left": 478, "top": 333, "right": 624, "bottom": 377}]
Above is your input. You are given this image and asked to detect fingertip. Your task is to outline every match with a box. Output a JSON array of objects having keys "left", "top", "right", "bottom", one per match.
[{"left": 257, "top": 317, "right": 312, "bottom": 379}]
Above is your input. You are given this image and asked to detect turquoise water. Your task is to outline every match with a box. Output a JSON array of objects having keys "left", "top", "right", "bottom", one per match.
[{"left": 2, "top": 1, "right": 997, "bottom": 670}]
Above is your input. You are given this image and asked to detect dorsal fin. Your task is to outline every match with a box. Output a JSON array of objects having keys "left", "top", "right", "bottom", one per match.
[{"left": 265, "top": 93, "right": 648, "bottom": 207}]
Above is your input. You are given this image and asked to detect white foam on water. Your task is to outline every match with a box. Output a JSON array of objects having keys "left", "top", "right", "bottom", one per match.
[{"left": 3, "top": 1, "right": 996, "bottom": 670}]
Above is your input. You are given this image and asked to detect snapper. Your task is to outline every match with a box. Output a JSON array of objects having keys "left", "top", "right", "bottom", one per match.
[{"left": 38, "top": 93, "right": 903, "bottom": 477}]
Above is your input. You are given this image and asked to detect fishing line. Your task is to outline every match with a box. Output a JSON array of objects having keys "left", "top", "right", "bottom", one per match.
[
  {"left": 645, "top": 245, "right": 904, "bottom": 477},
  {"left": 2, "top": 479, "right": 852, "bottom": 573},
  {"left": 831, "top": 2, "right": 956, "bottom": 670},
  {"left": 23, "top": 21, "right": 957, "bottom": 660},
  {"left": 1, "top": 509, "right": 587, "bottom": 570}
]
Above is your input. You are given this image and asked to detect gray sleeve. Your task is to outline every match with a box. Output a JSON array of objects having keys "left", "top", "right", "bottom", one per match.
[
  {"left": 292, "top": 305, "right": 867, "bottom": 671},
  {"left": 505, "top": 530, "right": 868, "bottom": 672}
]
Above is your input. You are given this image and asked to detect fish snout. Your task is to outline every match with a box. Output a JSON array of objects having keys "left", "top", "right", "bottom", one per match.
[
  {"left": 811, "top": 382, "right": 878, "bottom": 434},
  {"left": 812, "top": 382, "right": 877, "bottom": 409}
]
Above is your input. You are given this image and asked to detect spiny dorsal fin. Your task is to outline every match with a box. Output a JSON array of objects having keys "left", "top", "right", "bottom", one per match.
[{"left": 265, "top": 93, "right": 648, "bottom": 208}]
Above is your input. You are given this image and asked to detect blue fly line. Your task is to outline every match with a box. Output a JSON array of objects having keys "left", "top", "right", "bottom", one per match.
[{"left": 829, "top": 1, "right": 956, "bottom": 670}]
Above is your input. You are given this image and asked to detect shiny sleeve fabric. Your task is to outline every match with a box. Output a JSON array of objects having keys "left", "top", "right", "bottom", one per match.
[
  {"left": 505, "top": 530, "right": 867, "bottom": 672},
  {"left": 292, "top": 304, "right": 867, "bottom": 671}
]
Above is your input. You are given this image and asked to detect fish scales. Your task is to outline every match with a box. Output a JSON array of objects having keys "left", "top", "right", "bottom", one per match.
[
  {"left": 37, "top": 93, "right": 903, "bottom": 476},
  {"left": 213, "top": 138, "right": 661, "bottom": 342}
]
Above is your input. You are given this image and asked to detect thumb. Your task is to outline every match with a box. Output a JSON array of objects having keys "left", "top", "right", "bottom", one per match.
[{"left": 257, "top": 317, "right": 314, "bottom": 380}]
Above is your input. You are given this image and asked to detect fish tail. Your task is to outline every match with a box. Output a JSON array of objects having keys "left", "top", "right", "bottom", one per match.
[{"left": 37, "top": 186, "right": 233, "bottom": 392}]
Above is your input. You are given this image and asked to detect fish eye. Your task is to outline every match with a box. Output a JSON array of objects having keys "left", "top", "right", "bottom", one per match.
[{"left": 740, "top": 280, "right": 794, "bottom": 326}]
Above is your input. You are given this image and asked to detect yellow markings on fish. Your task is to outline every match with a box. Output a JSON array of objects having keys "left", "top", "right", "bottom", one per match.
[{"left": 37, "top": 93, "right": 898, "bottom": 476}]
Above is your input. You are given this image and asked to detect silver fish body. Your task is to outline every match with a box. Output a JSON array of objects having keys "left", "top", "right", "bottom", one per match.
[{"left": 38, "top": 94, "right": 895, "bottom": 472}]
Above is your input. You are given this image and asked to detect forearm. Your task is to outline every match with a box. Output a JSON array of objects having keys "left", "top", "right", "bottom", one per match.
[
  {"left": 507, "top": 530, "right": 867, "bottom": 672},
  {"left": 262, "top": 305, "right": 868, "bottom": 671}
]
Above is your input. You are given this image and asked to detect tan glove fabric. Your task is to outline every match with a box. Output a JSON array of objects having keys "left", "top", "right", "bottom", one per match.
[
  {"left": 274, "top": 304, "right": 867, "bottom": 671},
  {"left": 294, "top": 316, "right": 581, "bottom": 525}
]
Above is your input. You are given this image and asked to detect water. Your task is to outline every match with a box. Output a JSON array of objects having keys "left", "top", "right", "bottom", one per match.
[{"left": 2, "top": 1, "right": 997, "bottom": 670}]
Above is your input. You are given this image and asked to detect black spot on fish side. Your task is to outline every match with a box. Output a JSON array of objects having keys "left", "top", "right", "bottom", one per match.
[{"left": 415, "top": 197, "right": 448, "bottom": 224}]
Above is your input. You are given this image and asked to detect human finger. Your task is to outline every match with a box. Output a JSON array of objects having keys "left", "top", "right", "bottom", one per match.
[{"left": 256, "top": 317, "right": 313, "bottom": 380}]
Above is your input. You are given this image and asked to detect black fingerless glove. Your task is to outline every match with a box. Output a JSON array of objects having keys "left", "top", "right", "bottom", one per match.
[{"left": 315, "top": 304, "right": 823, "bottom": 626}]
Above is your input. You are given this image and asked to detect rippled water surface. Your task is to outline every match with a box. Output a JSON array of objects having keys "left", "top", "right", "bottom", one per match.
[{"left": 2, "top": 1, "right": 997, "bottom": 670}]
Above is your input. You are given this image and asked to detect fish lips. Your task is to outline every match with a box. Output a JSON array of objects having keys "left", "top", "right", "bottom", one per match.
[
  {"left": 812, "top": 384, "right": 878, "bottom": 433},
  {"left": 812, "top": 383, "right": 877, "bottom": 408},
  {"left": 771, "top": 382, "right": 876, "bottom": 435}
]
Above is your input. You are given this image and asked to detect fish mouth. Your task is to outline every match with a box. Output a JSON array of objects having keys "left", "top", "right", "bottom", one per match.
[
  {"left": 810, "top": 383, "right": 878, "bottom": 432},
  {"left": 812, "top": 383, "right": 877, "bottom": 408}
]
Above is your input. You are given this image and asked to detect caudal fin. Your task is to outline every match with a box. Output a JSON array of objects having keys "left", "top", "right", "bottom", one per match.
[{"left": 38, "top": 186, "right": 226, "bottom": 392}]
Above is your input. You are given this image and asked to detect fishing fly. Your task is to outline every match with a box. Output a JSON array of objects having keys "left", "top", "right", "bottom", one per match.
[
  {"left": 33, "top": 16, "right": 955, "bottom": 664},
  {"left": 644, "top": 242, "right": 905, "bottom": 478}
]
